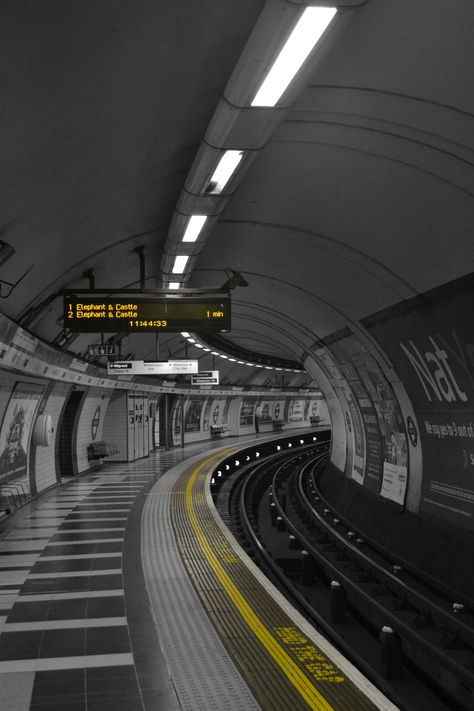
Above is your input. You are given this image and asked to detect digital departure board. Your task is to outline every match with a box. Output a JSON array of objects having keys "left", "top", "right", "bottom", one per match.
[{"left": 63, "top": 294, "right": 231, "bottom": 333}]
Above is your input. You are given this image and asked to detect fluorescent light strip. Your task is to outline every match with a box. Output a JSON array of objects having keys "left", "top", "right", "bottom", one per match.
[
  {"left": 208, "top": 151, "right": 243, "bottom": 194},
  {"left": 251, "top": 6, "right": 337, "bottom": 107},
  {"left": 182, "top": 215, "right": 207, "bottom": 243},
  {"left": 172, "top": 255, "right": 189, "bottom": 273}
]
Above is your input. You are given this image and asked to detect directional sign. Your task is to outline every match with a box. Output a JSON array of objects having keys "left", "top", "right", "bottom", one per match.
[
  {"left": 191, "top": 370, "right": 220, "bottom": 385},
  {"left": 107, "top": 360, "right": 198, "bottom": 375},
  {"left": 88, "top": 344, "right": 119, "bottom": 356}
]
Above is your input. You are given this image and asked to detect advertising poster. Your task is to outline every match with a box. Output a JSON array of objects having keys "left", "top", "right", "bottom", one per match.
[
  {"left": 0, "top": 382, "right": 44, "bottom": 483},
  {"left": 381, "top": 462, "right": 408, "bottom": 505},
  {"left": 364, "top": 282, "right": 474, "bottom": 526},
  {"left": 340, "top": 360, "right": 383, "bottom": 490},
  {"left": 240, "top": 398, "right": 255, "bottom": 426},
  {"left": 304, "top": 399, "right": 311, "bottom": 421},
  {"left": 330, "top": 333, "right": 408, "bottom": 499},
  {"left": 172, "top": 399, "right": 182, "bottom": 435},
  {"left": 288, "top": 399, "right": 304, "bottom": 423},
  {"left": 185, "top": 397, "right": 203, "bottom": 433},
  {"left": 316, "top": 346, "right": 366, "bottom": 484},
  {"left": 258, "top": 400, "right": 273, "bottom": 424},
  {"left": 222, "top": 397, "right": 231, "bottom": 426},
  {"left": 202, "top": 398, "right": 212, "bottom": 431}
]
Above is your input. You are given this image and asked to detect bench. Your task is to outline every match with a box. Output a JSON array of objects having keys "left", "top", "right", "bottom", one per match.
[
  {"left": 272, "top": 419, "right": 285, "bottom": 430},
  {"left": 1, "top": 479, "right": 31, "bottom": 518},
  {"left": 310, "top": 416, "right": 322, "bottom": 425},
  {"left": 210, "top": 425, "right": 228, "bottom": 437},
  {"left": 87, "top": 441, "right": 119, "bottom": 460}
]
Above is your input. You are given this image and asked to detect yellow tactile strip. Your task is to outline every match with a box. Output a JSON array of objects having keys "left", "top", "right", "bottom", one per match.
[{"left": 171, "top": 451, "right": 380, "bottom": 711}]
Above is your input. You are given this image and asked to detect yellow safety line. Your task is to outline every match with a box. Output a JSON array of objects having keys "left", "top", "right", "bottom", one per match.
[{"left": 184, "top": 454, "right": 335, "bottom": 711}]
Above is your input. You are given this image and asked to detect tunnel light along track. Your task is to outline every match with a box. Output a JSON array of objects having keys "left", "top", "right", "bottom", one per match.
[
  {"left": 180, "top": 332, "right": 303, "bottom": 372},
  {"left": 251, "top": 6, "right": 337, "bottom": 107}
]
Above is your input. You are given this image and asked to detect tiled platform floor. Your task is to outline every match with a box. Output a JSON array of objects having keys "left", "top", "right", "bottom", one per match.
[{"left": 0, "top": 442, "right": 231, "bottom": 711}]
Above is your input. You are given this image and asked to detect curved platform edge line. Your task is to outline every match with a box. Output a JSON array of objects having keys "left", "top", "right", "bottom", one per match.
[
  {"left": 201, "top": 453, "right": 400, "bottom": 711},
  {"left": 141, "top": 445, "right": 261, "bottom": 711},
  {"left": 185, "top": 455, "right": 337, "bottom": 711}
]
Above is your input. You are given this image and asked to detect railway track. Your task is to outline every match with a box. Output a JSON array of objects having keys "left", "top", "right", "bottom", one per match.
[{"left": 213, "top": 436, "right": 474, "bottom": 711}]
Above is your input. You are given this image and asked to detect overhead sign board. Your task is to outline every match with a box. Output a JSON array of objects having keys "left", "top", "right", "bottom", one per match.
[
  {"left": 64, "top": 292, "right": 231, "bottom": 333},
  {"left": 191, "top": 370, "right": 220, "bottom": 385},
  {"left": 88, "top": 344, "right": 119, "bottom": 356},
  {"left": 107, "top": 360, "right": 198, "bottom": 375}
]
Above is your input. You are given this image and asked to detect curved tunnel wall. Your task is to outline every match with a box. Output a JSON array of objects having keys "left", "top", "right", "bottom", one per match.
[
  {"left": 0, "top": 310, "right": 328, "bottom": 502},
  {"left": 305, "top": 275, "right": 474, "bottom": 534},
  {"left": 0, "top": 370, "right": 327, "bottom": 497}
]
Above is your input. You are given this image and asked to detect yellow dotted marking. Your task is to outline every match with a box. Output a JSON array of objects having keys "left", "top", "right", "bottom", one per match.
[
  {"left": 274, "top": 629, "right": 345, "bottom": 685},
  {"left": 185, "top": 457, "right": 336, "bottom": 711}
]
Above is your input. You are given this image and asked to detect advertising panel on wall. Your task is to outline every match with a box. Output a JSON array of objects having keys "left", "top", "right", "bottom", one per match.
[
  {"left": 288, "top": 399, "right": 304, "bottom": 423},
  {"left": 171, "top": 399, "right": 182, "bottom": 435},
  {"left": 315, "top": 347, "right": 366, "bottom": 484},
  {"left": 0, "top": 382, "right": 44, "bottom": 483},
  {"left": 257, "top": 400, "right": 273, "bottom": 424},
  {"left": 364, "top": 279, "right": 474, "bottom": 526},
  {"left": 304, "top": 399, "right": 311, "bottom": 420},
  {"left": 329, "top": 333, "right": 408, "bottom": 501},
  {"left": 222, "top": 397, "right": 232, "bottom": 426},
  {"left": 184, "top": 397, "right": 203, "bottom": 432},
  {"left": 202, "top": 398, "right": 212, "bottom": 431},
  {"left": 239, "top": 398, "right": 255, "bottom": 426}
]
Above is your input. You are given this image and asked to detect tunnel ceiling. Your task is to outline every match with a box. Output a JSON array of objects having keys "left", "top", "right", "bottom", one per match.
[{"left": 1, "top": 0, "right": 473, "bottom": 387}]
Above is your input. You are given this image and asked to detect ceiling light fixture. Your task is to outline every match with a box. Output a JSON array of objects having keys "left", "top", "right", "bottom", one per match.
[
  {"left": 172, "top": 255, "right": 189, "bottom": 273},
  {"left": 206, "top": 150, "right": 243, "bottom": 194},
  {"left": 182, "top": 215, "right": 207, "bottom": 243},
  {"left": 251, "top": 6, "right": 337, "bottom": 107},
  {"left": 168, "top": 282, "right": 181, "bottom": 289}
]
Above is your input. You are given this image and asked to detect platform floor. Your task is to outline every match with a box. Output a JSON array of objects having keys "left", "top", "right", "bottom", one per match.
[{"left": 0, "top": 434, "right": 397, "bottom": 710}]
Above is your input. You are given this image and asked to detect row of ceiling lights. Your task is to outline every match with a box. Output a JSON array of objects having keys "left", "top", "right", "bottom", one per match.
[
  {"left": 164, "top": 5, "right": 338, "bottom": 287},
  {"left": 180, "top": 331, "right": 303, "bottom": 372}
]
